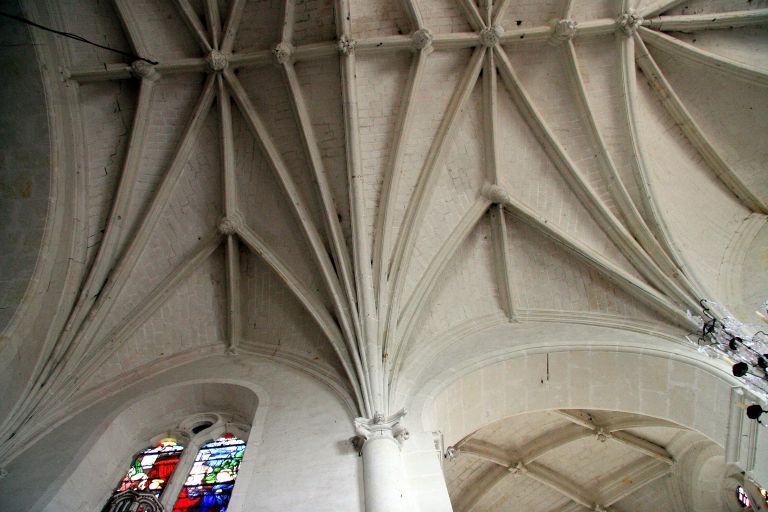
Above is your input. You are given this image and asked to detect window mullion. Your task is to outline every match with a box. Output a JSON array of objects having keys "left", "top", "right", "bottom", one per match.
[{"left": 160, "top": 439, "right": 200, "bottom": 510}]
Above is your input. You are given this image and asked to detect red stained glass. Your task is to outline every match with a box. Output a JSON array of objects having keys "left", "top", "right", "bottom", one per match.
[
  {"left": 115, "top": 438, "right": 184, "bottom": 497},
  {"left": 171, "top": 434, "right": 246, "bottom": 512}
]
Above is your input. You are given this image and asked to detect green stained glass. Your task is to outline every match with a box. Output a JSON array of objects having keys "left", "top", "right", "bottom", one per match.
[
  {"left": 172, "top": 433, "right": 246, "bottom": 512},
  {"left": 114, "top": 438, "right": 184, "bottom": 497}
]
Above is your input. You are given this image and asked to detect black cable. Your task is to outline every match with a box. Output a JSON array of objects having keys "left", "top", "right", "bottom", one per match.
[{"left": 0, "top": 11, "right": 158, "bottom": 65}]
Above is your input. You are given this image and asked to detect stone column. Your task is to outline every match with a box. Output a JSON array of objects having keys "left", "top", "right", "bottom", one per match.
[{"left": 355, "top": 409, "right": 410, "bottom": 512}]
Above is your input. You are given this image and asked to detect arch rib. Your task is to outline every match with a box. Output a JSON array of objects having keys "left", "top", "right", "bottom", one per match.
[
  {"left": 638, "top": 25, "right": 768, "bottom": 89},
  {"left": 644, "top": 9, "right": 768, "bottom": 31},
  {"left": 218, "top": 77, "right": 240, "bottom": 354},
  {"left": 237, "top": 224, "right": 367, "bottom": 415},
  {"left": 374, "top": 51, "right": 427, "bottom": 300},
  {"left": 564, "top": 40, "right": 695, "bottom": 302},
  {"left": 281, "top": 61, "right": 363, "bottom": 346},
  {"left": 383, "top": 47, "right": 485, "bottom": 364},
  {"left": 494, "top": 45, "right": 698, "bottom": 313},
  {"left": 204, "top": 0, "right": 222, "bottom": 49},
  {"left": 393, "top": 198, "right": 491, "bottom": 378},
  {"left": 496, "top": 188, "right": 694, "bottom": 329},
  {"left": 641, "top": 0, "right": 686, "bottom": 18},
  {"left": 221, "top": 0, "right": 247, "bottom": 54},
  {"left": 634, "top": 30, "right": 767, "bottom": 214},
  {"left": 113, "top": 0, "right": 152, "bottom": 58},
  {"left": 224, "top": 70, "right": 368, "bottom": 410},
  {"left": 617, "top": 34, "right": 707, "bottom": 300},
  {"left": 171, "top": 0, "right": 213, "bottom": 52}
]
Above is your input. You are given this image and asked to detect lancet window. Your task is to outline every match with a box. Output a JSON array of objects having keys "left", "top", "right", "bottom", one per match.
[{"left": 103, "top": 414, "right": 249, "bottom": 512}]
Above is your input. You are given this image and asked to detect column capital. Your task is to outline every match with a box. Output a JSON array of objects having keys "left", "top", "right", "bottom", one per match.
[{"left": 354, "top": 408, "right": 409, "bottom": 442}]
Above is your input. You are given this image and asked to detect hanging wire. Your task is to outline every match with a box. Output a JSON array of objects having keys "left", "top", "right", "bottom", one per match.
[{"left": 0, "top": 11, "right": 158, "bottom": 65}]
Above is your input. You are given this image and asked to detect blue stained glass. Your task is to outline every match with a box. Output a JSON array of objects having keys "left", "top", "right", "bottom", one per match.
[{"left": 172, "top": 434, "right": 246, "bottom": 512}]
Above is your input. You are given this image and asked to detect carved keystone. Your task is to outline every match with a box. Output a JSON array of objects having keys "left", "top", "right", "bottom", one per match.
[
  {"left": 218, "top": 214, "right": 243, "bottom": 236},
  {"left": 479, "top": 25, "right": 504, "bottom": 48},
  {"left": 549, "top": 19, "right": 577, "bottom": 46},
  {"left": 206, "top": 50, "right": 228, "bottom": 72},
  {"left": 617, "top": 9, "right": 643, "bottom": 36},
  {"left": 272, "top": 42, "right": 294, "bottom": 65},
  {"left": 508, "top": 462, "right": 527, "bottom": 475},
  {"left": 337, "top": 35, "right": 357, "bottom": 55},
  {"left": 482, "top": 183, "right": 512, "bottom": 205},
  {"left": 131, "top": 60, "right": 160, "bottom": 82},
  {"left": 412, "top": 28, "right": 434, "bottom": 52},
  {"left": 354, "top": 408, "right": 409, "bottom": 444}
]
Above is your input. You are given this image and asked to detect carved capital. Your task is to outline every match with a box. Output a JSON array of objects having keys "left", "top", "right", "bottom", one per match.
[
  {"left": 549, "top": 19, "right": 577, "bottom": 46},
  {"left": 0, "top": 467, "right": 7, "bottom": 480},
  {"left": 479, "top": 25, "right": 504, "bottom": 48},
  {"left": 617, "top": 9, "right": 643, "bottom": 37},
  {"left": 206, "top": 50, "right": 229, "bottom": 72},
  {"left": 131, "top": 60, "right": 160, "bottom": 82},
  {"left": 272, "top": 42, "right": 294, "bottom": 65},
  {"left": 218, "top": 213, "right": 244, "bottom": 236},
  {"left": 412, "top": 28, "right": 434, "bottom": 52},
  {"left": 595, "top": 428, "right": 609, "bottom": 443},
  {"left": 354, "top": 408, "right": 409, "bottom": 444},
  {"left": 482, "top": 183, "right": 512, "bottom": 205},
  {"left": 337, "top": 35, "right": 357, "bottom": 55}
]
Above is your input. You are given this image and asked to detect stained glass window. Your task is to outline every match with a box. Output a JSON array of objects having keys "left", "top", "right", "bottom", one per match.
[
  {"left": 114, "top": 438, "right": 185, "bottom": 497},
  {"left": 737, "top": 485, "right": 751, "bottom": 508},
  {"left": 172, "top": 433, "right": 246, "bottom": 512}
]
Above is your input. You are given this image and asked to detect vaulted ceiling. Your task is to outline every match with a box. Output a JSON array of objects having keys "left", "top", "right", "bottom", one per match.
[
  {"left": 445, "top": 409, "right": 721, "bottom": 512},
  {"left": 1, "top": 0, "right": 767, "bottom": 493}
]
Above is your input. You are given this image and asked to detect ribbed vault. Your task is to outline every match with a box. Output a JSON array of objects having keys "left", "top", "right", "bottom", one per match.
[
  {"left": 1, "top": 0, "right": 766, "bottom": 486},
  {"left": 445, "top": 409, "right": 722, "bottom": 512}
]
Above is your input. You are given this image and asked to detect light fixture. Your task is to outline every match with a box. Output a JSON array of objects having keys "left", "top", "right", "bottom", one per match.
[
  {"left": 747, "top": 405, "right": 767, "bottom": 423},
  {"left": 686, "top": 299, "right": 768, "bottom": 405}
]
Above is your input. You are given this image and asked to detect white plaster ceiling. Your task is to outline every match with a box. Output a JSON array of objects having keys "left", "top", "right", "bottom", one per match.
[{"left": 1, "top": 0, "right": 767, "bottom": 476}]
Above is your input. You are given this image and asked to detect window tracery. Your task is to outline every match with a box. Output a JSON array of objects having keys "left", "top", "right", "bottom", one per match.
[{"left": 103, "top": 414, "right": 249, "bottom": 512}]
